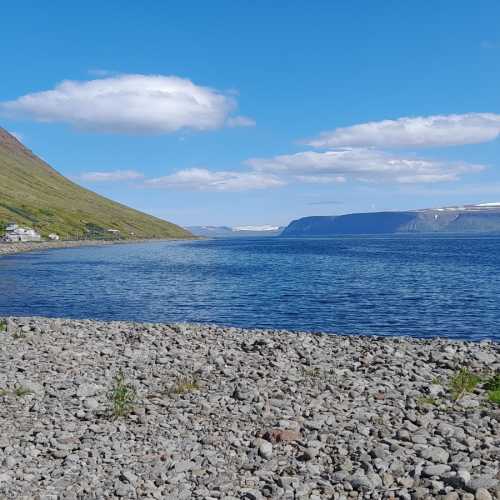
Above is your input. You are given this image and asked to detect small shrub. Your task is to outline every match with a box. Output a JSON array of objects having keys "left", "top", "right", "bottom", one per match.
[
  {"left": 449, "top": 368, "right": 482, "bottom": 401},
  {"left": 14, "top": 385, "right": 33, "bottom": 397},
  {"left": 484, "top": 372, "right": 500, "bottom": 406},
  {"left": 483, "top": 372, "right": 500, "bottom": 392},
  {"left": 168, "top": 375, "right": 200, "bottom": 396},
  {"left": 110, "top": 370, "right": 137, "bottom": 417},
  {"left": 0, "top": 320, "right": 6, "bottom": 332}
]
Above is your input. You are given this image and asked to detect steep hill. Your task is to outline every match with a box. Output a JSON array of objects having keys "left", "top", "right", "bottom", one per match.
[
  {"left": 0, "top": 128, "right": 192, "bottom": 239},
  {"left": 281, "top": 204, "right": 500, "bottom": 236}
]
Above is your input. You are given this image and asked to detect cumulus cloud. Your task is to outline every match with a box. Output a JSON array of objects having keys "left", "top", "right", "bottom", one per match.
[
  {"left": 306, "top": 113, "right": 500, "bottom": 149},
  {"left": 80, "top": 169, "right": 144, "bottom": 182},
  {"left": 0, "top": 74, "right": 254, "bottom": 133},
  {"left": 144, "top": 167, "right": 284, "bottom": 191},
  {"left": 247, "top": 148, "right": 484, "bottom": 184}
]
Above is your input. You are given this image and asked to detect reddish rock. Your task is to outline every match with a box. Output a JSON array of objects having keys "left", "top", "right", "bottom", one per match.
[{"left": 263, "top": 429, "right": 300, "bottom": 444}]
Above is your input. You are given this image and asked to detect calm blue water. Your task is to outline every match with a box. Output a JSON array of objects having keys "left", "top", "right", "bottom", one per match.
[{"left": 0, "top": 236, "right": 499, "bottom": 341}]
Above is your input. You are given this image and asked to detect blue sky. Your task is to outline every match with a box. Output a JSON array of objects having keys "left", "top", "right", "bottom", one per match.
[{"left": 1, "top": 1, "right": 500, "bottom": 226}]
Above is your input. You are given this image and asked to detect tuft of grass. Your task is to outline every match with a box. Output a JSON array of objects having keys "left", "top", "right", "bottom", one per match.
[
  {"left": 484, "top": 372, "right": 500, "bottom": 406},
  {"left": 0, "top": 388, "right": 8, "bottom": 397},
  {"left": 416, "top": 396, "right": 438, "bottom": 407},
  {"left": 449, "top": 368, "right": 482, "bottom": 401},
  {"left": 110, "top": 370, "right": 137, "bottom": 418},
  {"left": 14, "top": 385, "right": 33, "bottom": 397},
  {"left": 483, "top": 372, "right": 500, "bottom": 391},
  {"left": 0, "top": 320, "right": 6, "bottom": 332},
  {"left": 168, "top": 375, "right": 200, "bottom": 396},
  {"left": 487, "top": 389, "right": 500, "bottom": 405},
  {"left": 431, "top": 376, "right": 442, "bottom": 385}
]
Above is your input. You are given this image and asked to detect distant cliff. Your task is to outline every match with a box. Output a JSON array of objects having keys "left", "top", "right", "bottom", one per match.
[
  {"left": 186, "top": 225, "right": 283, "bottom": 237},
  {"left": 281, "top": 205, "right": 500, "bottom": 236}
]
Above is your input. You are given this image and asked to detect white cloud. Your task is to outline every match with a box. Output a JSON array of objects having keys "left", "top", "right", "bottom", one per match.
[
  {"left": 80, "top": 169, "right": 144, "bottom": 182},
  {"left": 145, "top": 167, "right": 284, "bottom": 191},
  {"left": 1, "top": 74, "right": 254, "bottom": 133},
  {"left": 247, "top": 148, "right": 484, "bottom": 184},
  {"left": 306, "top": 113, "right": 500, "bottom": 149},
  {"left": 226, "top": 115, "right": 256, "bottom": 127},
  {"left": 294, "top": 175, "right": 346, "bottom": 184}
]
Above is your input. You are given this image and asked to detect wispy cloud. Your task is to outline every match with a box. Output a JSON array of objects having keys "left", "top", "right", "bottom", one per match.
[
  {"left": 307, "top": 200, "right": 343, "bottom": 206},
  {"left": 80, "top": 169, "right": 144, "bottom": 182},
  {"left": 0, "top": 74, "right": 255, "bottom": 134},
  {"left": 226, "top": 115, "right": 256, "bottom": 127},
  {"left": 247, "top": 148, "right": 485, "bottom": 184},
  {"left": 144, "top": 168, "right": 284, "bottom": 191},
  {"left": 87, "top": 68, "right": 117, "bottom": 77},
  {"left": 305, "top": 113, "right": 500, "bottom": 149}
]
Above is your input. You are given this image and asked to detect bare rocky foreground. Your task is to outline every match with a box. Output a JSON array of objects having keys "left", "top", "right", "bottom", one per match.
[{"left": 0, "top": 317, "right": 498, "bottom": 500}]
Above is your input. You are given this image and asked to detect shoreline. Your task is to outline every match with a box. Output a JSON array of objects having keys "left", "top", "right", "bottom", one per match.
[
  {"left": 0, "top": 238, "right": 195, "bottom": 257},
  {"left": 0, "top": 316, "right": 498, "bottom": 498}
]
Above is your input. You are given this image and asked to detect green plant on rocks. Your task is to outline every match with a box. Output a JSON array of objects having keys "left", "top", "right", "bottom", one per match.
[
  {"left": 484, "top": 372, "right": 500, "bottom": 406},
  {"left": 14, "top": 385, "right": 33, "bottom": 397},
  {"left": 110, "top": 370, "right": 137, "bottom": 418},
  {"left": 449, "top": 368, "right": 482, "bottom": 401},
  {"left": 416, "top": 395, "right": 438, "bottom": 407},
  {"left": 0, "top": 319, "right": 6, "bottom": 332}
]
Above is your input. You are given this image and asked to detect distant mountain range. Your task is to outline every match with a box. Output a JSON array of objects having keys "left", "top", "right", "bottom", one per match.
[
  {"left": 281, "top": 204, "right": 500, "bottom": 236},
  {"left": 0, "top": 127, "right": 192, "bottom": 240},
  {"left": 186, "top": 225, "right": 284, "bottom": 237}
]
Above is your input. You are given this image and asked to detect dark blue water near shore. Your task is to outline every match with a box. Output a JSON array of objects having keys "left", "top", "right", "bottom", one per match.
[{"left": 1, "top": 236, "right": 499, "bottom": 341}]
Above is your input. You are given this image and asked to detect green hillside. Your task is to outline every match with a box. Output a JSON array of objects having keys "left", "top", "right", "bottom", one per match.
[{"left": 0, "top": 127, "right": 193, "bottom": 240}]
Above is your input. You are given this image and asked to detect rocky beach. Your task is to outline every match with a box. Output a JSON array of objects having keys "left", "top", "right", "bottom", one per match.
[
  {"left": 0, "top": 239, "right": 187, "bottom": 258},
  {"left": 0, "top": 317, "right": 498, "bottom": 499}
]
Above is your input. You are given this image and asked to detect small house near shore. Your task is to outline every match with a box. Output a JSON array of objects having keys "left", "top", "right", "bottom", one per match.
[{"left": 3, "top": 225, "right": 42, "bottom": 242}]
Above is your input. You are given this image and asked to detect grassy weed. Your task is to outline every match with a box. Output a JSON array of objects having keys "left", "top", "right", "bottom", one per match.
[
  {"left": 484, "top": 372, "right": 500, "bottom": 406},
  {"left": 110, "top": 370, "right": 137, "bottom": 418},
  {"left": 449, "top": 368, "right": 482, "bottom": 401}
]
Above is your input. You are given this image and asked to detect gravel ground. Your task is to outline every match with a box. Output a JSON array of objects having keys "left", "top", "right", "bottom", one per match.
[{"left": 0, "top": 317, "right": 498, "bottom": 499}]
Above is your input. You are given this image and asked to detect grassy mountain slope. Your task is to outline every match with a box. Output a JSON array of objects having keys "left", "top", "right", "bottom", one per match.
[{"left": 0, "top": 128, "right": 193, "bottom": 239}]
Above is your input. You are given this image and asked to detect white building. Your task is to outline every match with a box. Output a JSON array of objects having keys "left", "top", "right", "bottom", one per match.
[
  {"left": 3, "top": 226, "right": 42, "bottom": 242},
  {"left": 48, "top": 233, "right": 60, "bottom": 241}
]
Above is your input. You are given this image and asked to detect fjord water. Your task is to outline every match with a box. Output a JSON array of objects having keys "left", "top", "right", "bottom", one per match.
[{"left": 0, "top": 236, "right": 499, "bottom": 341}]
